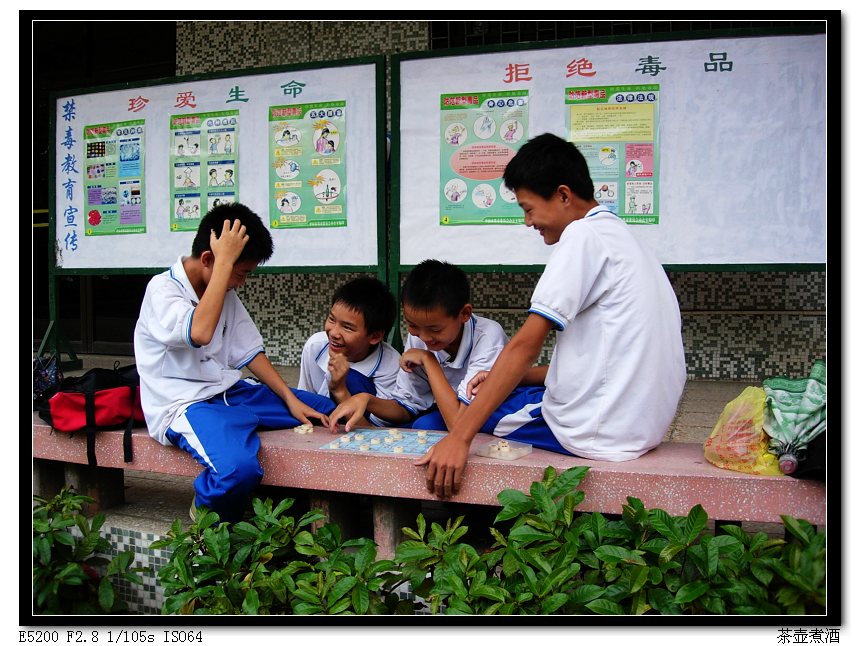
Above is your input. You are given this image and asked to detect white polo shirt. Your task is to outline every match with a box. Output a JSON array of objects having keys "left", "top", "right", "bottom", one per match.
[
  {"left": 529, "top": 208, "right": 686, "bottom": 461},
  {"left": 297, "top": 330, "right": 401, "bottom": 401},
  {"left": 387, "top": 314, "right": 508, "bottom": 419},
  {"left": 133, "top": 256, "right": 265, "bottom": 445}
]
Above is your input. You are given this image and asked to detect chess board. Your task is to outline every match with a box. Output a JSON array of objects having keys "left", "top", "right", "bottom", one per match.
[{"left": 319, "top": 428, "right": 446, "bottom": 455}]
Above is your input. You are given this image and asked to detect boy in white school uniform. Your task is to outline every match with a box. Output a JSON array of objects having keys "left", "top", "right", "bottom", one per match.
[
  {"left": 298, "top": 277, "right": 401, "bottom": 411},
  {"left": 328, "top": 260, "right": 531, "bottom": 432},
  {"left": 417, "top": 133, "right": 687, "bottom": 499},
  {"left": 134, "top": 203, "right": 333, "bottom": 523}
]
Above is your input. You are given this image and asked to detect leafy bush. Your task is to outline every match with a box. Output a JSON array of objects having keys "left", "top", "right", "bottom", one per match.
[
  {"left": 33, "top": 487, "right": 146, "bottom": 614},
  {"left": 154, "top": 467, "right": 826, "bottom": 616}
]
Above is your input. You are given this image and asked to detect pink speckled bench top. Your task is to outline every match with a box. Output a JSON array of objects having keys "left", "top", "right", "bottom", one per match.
[{"left": 32, "top": 413, "right": 826, "bottom": 525}]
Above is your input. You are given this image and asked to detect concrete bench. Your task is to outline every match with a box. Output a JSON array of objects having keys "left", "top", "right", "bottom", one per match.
[{"left": 32, "top": 412, "right": 826, "bottom": 558}]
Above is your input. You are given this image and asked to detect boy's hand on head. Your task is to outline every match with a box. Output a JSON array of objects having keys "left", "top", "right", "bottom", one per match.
[
  {"left": 400, "top": 348, "right": 433, "bottom": 373},
  {"left": 210, "top": 218, "right": 249, "bottom": 267},
  {"left": 414, "top": 434, "right": 470, "bottom": 499},
  {"left": 466, "top": 370, "right": 490, "bottom": 399},
  {"left": 328, "top": 393, "right": 370, "bottom": 433}
]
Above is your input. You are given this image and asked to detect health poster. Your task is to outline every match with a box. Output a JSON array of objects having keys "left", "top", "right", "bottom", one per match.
[
  {"left": 169, "top": 110, "right": 239, "bottom": 232},
  {"left": 439, "top": 90, "right": 529, "bottom": 226},
  {"left": 566, "top": 85, "right": 660, "bottom": 225},
  {"left": 83, "top": 119, "right": 146, "bottom": 236},
  {"left": 268, "top": 101, "right": 347, "bottom": 229}
]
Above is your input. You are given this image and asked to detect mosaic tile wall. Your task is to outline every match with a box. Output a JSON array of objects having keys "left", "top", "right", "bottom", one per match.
[
  {"left": 98, "top": 526, "right": 169, "bottom": 615},
  {"left": 177, "top": 22, "right": 827, "bottom": 382}
]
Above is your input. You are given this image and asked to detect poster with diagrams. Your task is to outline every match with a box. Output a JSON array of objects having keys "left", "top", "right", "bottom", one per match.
[
  {"left": 169, "top": 110, "right": 239, "bottom": 231},
  {"left": 83, "top": 119, "right": 146, "bottom": 236},
  {"left": 566, "top": 84, "right": 660, "bottom": 224},
  {"left": 439, "top": 90, "right": 529, "bottom": 225},
  {"left": 268, "top": 101, "right": 347, "bottom": 229}
]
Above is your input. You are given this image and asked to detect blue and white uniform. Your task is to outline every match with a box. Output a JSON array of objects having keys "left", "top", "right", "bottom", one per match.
[
  {"left": 298, "top": 330, "right": 401, "bottom": 413},
  {"left": 134, "top": 256, "right": 333, "bottom": 522},
  {"left": 385, "top": 314, "right": 509, "bottom": 429},
  {"left": 489, "top": 207, "right": 687, "bottom": 460}
]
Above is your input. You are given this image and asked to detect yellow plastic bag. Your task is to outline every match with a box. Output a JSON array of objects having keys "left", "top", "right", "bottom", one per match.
[{"left": 703, "top": 386, "right": 783, "bottom": 476}]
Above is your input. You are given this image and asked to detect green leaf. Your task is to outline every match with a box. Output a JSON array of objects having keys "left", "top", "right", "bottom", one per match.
[
  {"left": 416, "top": 513, "right": 426, "bottom": 539},
  {"left": 530, "top": 481, "right": 557, "bottom": 523},
  {"left": 547, "top": 466, "right": 590, "bottom": 499},
  {"left": 684, "top": 504, "right": 709, "bottom": 542},
  {"left": 495, "top": 489, "right": 534, "bottom": 522},
  {"left": 508, "top": 525, "right": 554, "bottom": 545},
  {"left": 541, "top": 593, "right": 569, "bottom": 614},
  {"left": 292, "top": 601, "right": 323, "bottom": 615},
  {"left": 98, "top": 577, "right": 115, "bottom": 611},
  {"left": 594, "top": 545, "right": 646, "bottom": 565},
  {"left": 675, "top": 580, "right": 710, "bottom": 605},
  {"left": 568, "top": 584, "right": 605, "bottom": 605},
  {"left": 472, "top": 584, "right": 507, "bottom": 602},
  {"left": 328, "top": 596, "right": 353, "bottom": 615},
  {"left": 401, "top": 527, "right": 422, "bottom": 541},
  {"left": 585, "top": 598, "right": 625, "bottom": 615},
  {"left": 395, "top": 540, "right": 435, "bottom": 562},
  {"left": 659, "top": 542, "right": 686, "bottom": 565},
  {"left": 649, "top": 509, "right": 682, "bottom": 541},
  {"left": 242, "top": 588, "right": 260, "bottom": 615},
  {"left": 327, "top": 576, "right": 358, "bottom": 607},
  {"left": 352, "top": 585, "right": 370, "bottom": 615},
  {"left": 629, "top": 565, "right": 649, "bottom": 593},
  {"left": 781, "top": 516, "right": 811, "bottom": 546}
]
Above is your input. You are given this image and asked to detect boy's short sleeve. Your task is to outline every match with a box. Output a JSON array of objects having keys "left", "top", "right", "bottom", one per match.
[
  {"left": 144, "top": 277, "right": 198, "bottom": 349},
  {"left": 458, "top": 319, "right": 507, "bottom": 404},
  {"left": 529, "top": 222, "right": 610, "bottom": 330}
]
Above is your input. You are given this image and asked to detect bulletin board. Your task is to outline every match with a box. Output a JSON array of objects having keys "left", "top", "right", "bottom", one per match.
[
  {"left": 51, "top": 56, "right": 386, "bottom": 273},
  {"left": 392, "top": 29, "right": 828, "bottom": 271}
]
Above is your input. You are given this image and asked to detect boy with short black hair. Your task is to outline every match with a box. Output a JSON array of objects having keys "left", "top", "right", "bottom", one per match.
[
  {"left": 134, "top": 202, "right": 333, "bottom": 523},
  {"left": 417, "top": 133, "right": 687, "bottom": 498},
  {"left": 298, "top": 276, "right": 400, "bottom": 408},
  {"left": 328, "top": 259, "right": 516, "bottom": 432}
]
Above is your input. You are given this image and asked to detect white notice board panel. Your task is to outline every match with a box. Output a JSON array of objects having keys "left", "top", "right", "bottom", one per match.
[
  {"left": 396, "top": 33, "right": 826, "bottom": 267},
  {"left": 54, "top": 59, "right": 383, "bottom": 270}
]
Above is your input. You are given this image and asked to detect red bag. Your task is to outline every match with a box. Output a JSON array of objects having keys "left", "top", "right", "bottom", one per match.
[{"left": 37, "top": 363, "right": 144, "bottom": 467}]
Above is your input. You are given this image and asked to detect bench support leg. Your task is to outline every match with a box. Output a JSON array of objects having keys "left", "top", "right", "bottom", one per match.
[
  {"left": 63, "top": 463, "right": 125, "bottom": 516},
  {"left": 33, "top": 458, "right": 67, "bottom": 501},
  {"left": 309, "top": 492, "right": 360, "bottom": 539},
  {"left": 373, "top": 497, "right": 422, "bottom": 560}
]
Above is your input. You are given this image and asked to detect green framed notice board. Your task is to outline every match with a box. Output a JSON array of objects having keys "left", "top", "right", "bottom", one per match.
[{"left": 392, "top": 29, "right": 828, "bottom": 274}]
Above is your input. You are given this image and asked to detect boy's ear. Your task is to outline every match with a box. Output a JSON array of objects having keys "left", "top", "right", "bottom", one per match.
[
  {"left": 460, "top": 303, "right": 473, "bottom": 321},
  {"left": 367, "top": 330, "right": 384, "bottom": 346},
  {"left": 199, "top": 250, "right": 214, "bottom": 268}
]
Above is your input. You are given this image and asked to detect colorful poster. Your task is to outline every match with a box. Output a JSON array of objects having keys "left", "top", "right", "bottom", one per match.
[
  {"left": 566, "top": 85, "right": 660, "bottom": 224},
  {"left": 169, "top": 110, "right": 239, "bottom": 231},
  {"left": 83, "top": 119, "right": 146, "bottom": 236},
  {"left": 268, "top": 101, "right": 347, "bottom": 229},
  {"left": 439, "top": 90, "right": 529, "bottom": 225}
]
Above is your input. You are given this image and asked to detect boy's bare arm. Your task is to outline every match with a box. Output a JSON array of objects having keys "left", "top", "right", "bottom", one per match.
[
  {"left": 415, "top": 314, "right": 554, "bottom": 498},
  {"left": 400, "top": 348, "right": 462, "bottom": 430},
  {"left": 190, "top": 219, "right": 247, "bottom": 346},
  {"left": 246, "top": 353, "right": 330, "bottom": 427}
]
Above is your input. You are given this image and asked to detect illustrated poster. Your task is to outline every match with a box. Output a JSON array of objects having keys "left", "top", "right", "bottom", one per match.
[
  {"left": 83, "top": 119, "right": 146, "bottom": 236},
  {"left": 169, "top": 110, "right": 239, "bottom": 231},
  {"left": 268, "top": 101, "right": 347, "bottom": 229},
  {"left": 566, "top": 85, "right": 660, "bottom": 224},
  {"left": 439, "top": 90, "right": 529, "bottom": 226}
]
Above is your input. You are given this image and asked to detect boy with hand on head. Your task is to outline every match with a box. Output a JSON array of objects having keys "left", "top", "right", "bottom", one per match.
[
  {"left": 328, "top": 259, "right": 515, "bottom": 433},
  {"left": 134, "top": 203, "right": 334, "bottom": 523},
  {"left": 297, "top": 277, "right": 401, "bottom": 410},
  {"left": 417, "top": 133, "right": 687, "bottom": 499}
]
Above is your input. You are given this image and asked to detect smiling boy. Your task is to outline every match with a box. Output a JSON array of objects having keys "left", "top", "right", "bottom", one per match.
[
  {"left": 298, "top": 277, "right": 400, "bottom": 409},
  {"left": 416, "top": 133, "right": 687, "bottom": 498},
  {"left": 328, "top": 260, "right": 517, "bottom": 432}
]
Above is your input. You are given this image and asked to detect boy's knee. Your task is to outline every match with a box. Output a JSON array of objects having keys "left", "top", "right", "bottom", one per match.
[{"left": 411, "top": 412, "right": 446, "bottom": 431}]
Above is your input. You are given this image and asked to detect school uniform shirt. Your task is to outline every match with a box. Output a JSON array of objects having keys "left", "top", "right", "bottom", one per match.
[
  {"left": 133, "top": 256, "right": 265, "bottom": 445},
  {"left": 529, "top": 207, "right": 686, "bottom": 461},
  {"left": 297, "top": 330, "right": 401, "bottom": 400},
  {"left": 387, "top": 315, "right": 508, "bottom": 420}
]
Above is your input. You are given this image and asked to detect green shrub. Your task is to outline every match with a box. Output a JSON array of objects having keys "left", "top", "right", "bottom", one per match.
[
  {"left": 33, "top": 487, "right": 146, "bottom": 614},
  {"left": 153, "top": 467, "right": 826, "bottom": 616}
]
